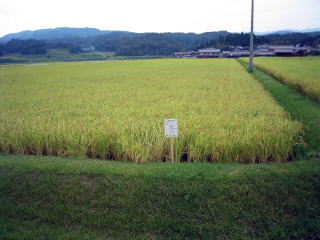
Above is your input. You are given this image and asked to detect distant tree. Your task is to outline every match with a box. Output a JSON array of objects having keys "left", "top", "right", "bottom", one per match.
[
  {"left": 310, "top": 50, "right": 320, "bottom": 56},
  {"left": 4, "top": 39, "right": 47, "bottom": 54},
  {"left": 68, "top": 45, "right": 83, "bottom": 54},
  {"left": 0, "top": 45, "right": 4, "bottom": 56},
  {"left": 195, "top": 32, "right": 320, "bottom": 50},
  {"left": 21, "top": 41, "right": 47, "bottom": 54},
  {"left": 31, "top": 47, "right": 47, "bottom": 54},
  {"left": 47, "top": 42, "right": 71, "bottom": 49}
]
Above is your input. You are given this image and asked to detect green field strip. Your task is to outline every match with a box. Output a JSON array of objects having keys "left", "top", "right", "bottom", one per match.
[
  {"left": 0, "top": 154, "right": 319, "bottom": 239},
  {"left": 238, "top": 59, "right": 320, "bottom": 156},
  {"left": 1, "top": 154, "right": 319, "bottom": 180}
]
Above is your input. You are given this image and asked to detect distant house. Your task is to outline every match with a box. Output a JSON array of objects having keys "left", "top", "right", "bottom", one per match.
[
  {"left": 175, "top": 44, "right": 314, "bottom": 59},
  {"left": 260, "top": 45, "right": 295, "bottom": 56},
  {"left": 234, "top": 46, "right": 249, "bottom": 51},
  {"left": 273, "top": 46, "right": 295, "bottom": 56},
  {"left": 221, "top": 51, "right": 232, "bottom": 57},
  {"left": 255, "top": 47, "right": 276, "bottom": 56},
  {"left": 255, "top": 51, "right": 275, "bottom": 57},
  {"left": 174, "top": 51, "right": 198, "bottom": 58},
  {"left": 197, "top": 48, "right": 220, "bottom": 58},
  {"left": 230, "top": 50, "right": 250, "bottom": 57},
  {"left": 294, "top": 45, "right": 312, "bottom": 56}
]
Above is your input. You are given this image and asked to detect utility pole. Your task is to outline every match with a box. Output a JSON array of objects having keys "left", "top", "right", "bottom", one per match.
[{"left": 249, "top": 0, "right": 254, "bottom": 72}]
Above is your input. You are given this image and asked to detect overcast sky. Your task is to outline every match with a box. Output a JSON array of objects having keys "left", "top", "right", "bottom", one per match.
[{"left": 1, "top": 0, "right": 319, "bottom": 37}]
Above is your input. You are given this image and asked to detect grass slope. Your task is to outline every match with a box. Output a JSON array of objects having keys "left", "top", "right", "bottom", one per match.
[
  {"left": 1, "top": 154, "right": 320, "bottom": 240},
  {"left": 238, "top": 59, "right": 320, "bottom": 156}
]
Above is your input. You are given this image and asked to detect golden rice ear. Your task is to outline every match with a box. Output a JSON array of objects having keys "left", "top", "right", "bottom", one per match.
[{"left": 0, "top": 59, "right": 301, "bottom": 163}]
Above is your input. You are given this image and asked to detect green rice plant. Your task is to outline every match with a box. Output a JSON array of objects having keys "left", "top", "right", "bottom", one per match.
[
  {"left": 0, "top": 59, "right": 302, "bottom": 163},
  {"left": 245, "top": 57, "right": 320, "bottom": 102}
]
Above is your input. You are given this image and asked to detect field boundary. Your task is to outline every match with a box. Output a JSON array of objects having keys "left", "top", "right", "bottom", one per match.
[
  {"left": 0, "top": 154, "right": 320, "bottom": 239},
  {"left": 250, "top": 61, "right": 320, "bottom": 103},
  {"left": 237, "top": 59, "right": 320, "bottom": 157}
]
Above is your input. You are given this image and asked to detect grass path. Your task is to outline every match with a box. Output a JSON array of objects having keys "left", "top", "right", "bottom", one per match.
[
  {"left": 238, "top": 59, "right": 320, "bottom": 157},
  {"left": 243, "top": 57, "right": 320, "bottom": 103},
  {"left": 0, "top": 154, "right": 320, "bottom": 239}
]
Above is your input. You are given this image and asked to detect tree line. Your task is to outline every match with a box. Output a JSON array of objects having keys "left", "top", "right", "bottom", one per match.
[
  {"left": 0, "top": 39, "right": 83, "bottom": 56},
  {"left": 1, "top": 32, "right": 319, "bottom": 56},
  {"left": 197, "top": 32, "right": 320, "bottom": 50}
]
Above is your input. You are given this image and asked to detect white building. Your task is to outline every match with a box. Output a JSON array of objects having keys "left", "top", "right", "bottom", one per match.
[{"left": 197, "top": 48, "right": 221, "bottom": 58}]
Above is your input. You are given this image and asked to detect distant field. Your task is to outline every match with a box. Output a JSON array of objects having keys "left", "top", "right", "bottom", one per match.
[
  {"left": 0, "top": 49, "right": 113, "bottom": 63},
  {"left": 249, "top": 57, "right": 320, "bottom": 102},
  {"left": 0, "top": 49, "right": 165, "bottom": 64},
  {"left": 0, "top": 59, "right": 301, "bottom": 163}
]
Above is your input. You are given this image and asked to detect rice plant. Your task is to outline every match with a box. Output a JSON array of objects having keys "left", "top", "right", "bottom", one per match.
[{"left": 0, "top": 59, "right": 302, "bottom": 163}]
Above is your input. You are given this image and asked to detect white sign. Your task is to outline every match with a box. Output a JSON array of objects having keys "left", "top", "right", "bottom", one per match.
[{"left": 164, "top": 119, "right": 178, "bottom": 137}]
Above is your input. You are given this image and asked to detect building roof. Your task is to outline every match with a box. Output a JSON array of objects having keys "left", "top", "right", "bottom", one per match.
[
  {"left": 174, "top": 51, "right": 199, "bottom": 55},
  {"left": 255, "top": 51, "right": 275, "bottom": 56},
  {"left": 274, "top": 49, "right": 294, "bottom": 53},
  {"left": 267, "top": 45, "right": 295, "bottom": 49},
  {"left": 232, "top": 51, "right": 250, "bottom": 56},
  {"left": 198, "top": 48, "right": 220, "bottom": 53}
]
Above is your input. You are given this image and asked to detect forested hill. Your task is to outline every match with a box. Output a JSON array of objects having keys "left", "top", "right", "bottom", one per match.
[
  {"left": 0, "top": 30, "right": 230, "bottom": 56},
  {"left": 0, "top": 27, "right": 319, "bottom": 56},
  {"left": 0, "top": 27, "right": 115, "bottom": 42},
  {"left": 92, "top": 31, "right": 230, "bottom": 55}
]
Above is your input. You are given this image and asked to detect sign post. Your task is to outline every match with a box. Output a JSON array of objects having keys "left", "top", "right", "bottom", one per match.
[{"left": 164, "top": 119, "right": 178, "bottom": 163}]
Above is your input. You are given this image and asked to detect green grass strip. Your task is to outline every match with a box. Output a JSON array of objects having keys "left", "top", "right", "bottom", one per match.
[
  {"left": 0, "top": 154, "right": 320, "bottom": 239},
  {"left": 238, "top": 59, "right": 320, "bottom": 157},
  {"left": 0, "top": 154, "right": 319, "bottom": 180}
]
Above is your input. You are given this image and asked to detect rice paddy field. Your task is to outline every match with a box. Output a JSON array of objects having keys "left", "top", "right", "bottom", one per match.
[
  {"left": 0, "top": 59, "right": 302, "bottom": 163},
  {"left": 250, "top": 57, "right": 320, "bottom": 102}
]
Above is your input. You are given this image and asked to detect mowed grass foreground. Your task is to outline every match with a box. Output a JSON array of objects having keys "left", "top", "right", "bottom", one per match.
[
  {"left": 0, "top": 59, "right": 301, "bottom": 163},
  {"left": 249, "top": 57, "right": 320, "bottom": 102},
  {"left": 1, "top": 154, "right": 320, "bottom": 239}
]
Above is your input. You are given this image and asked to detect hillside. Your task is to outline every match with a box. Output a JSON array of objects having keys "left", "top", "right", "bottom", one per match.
[
  {"left": 0, "top": 27, "right": 115, "bottom": 42},
  {"left": 1, "top": 27, "right": 320, "bottom": 57},
  {"left": 257, "top": 28, "right": 320, "bottom": 35},
  {"left": 2, "top": 27, "right": 320, "bottom": 42},
  {"left": 0, "top": 30, "right": 230, "bottom": 57}
]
